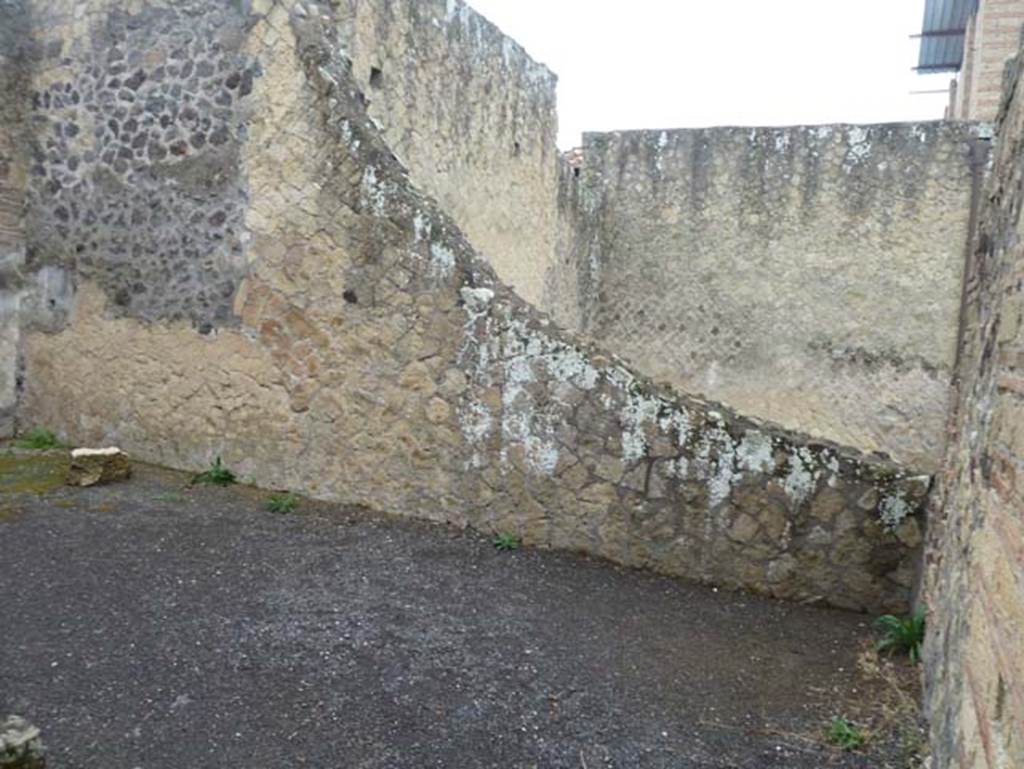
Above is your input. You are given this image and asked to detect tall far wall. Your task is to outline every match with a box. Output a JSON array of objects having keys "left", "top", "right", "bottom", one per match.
[
  {"left": 925, "top": 36, "right": 1024, "bottom": 769},
  {"left": 337, "top": 0, "right": 561, "bottom": 308},
  {"left": 573, "top": 124, "right": 984, "bottom": 471}
]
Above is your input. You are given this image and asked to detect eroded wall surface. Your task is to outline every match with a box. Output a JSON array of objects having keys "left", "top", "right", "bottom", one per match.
[
  {"left": 574, "top": 125, "right": 983, "bottom": 471},
  {"left": 0, "top": 0, "right": 31, "bottom": 438},
  {"left": 541, "top": 158, "right": 588, "bottom": 331},
  {"left": 338, "top": 0, "right": 561, "bottom": 308},
  {"left": 13, "top": 0, "right": 932, "bottom": 614},
  {"left": 925, "top": 42, "right": 1024, "bottom": 769}
]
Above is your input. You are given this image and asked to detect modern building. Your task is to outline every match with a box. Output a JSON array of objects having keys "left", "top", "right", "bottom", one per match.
[{"left": 918, "top": 0, "right": 1024, "bottom": 119}]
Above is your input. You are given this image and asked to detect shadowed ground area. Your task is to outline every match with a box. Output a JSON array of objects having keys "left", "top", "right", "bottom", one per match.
[{"left": 1, "top": 455, "right": 918, "bottom": 768}]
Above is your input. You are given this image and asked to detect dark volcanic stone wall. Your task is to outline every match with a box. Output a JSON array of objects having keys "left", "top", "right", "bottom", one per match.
[{"left": 24, "top": 1, "right": 256, "bottom": 328}]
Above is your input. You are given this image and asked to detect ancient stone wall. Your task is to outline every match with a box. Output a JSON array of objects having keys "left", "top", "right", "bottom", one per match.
[
  {"left": 572, "top": 124, "right": 985, "bottom": 471},
  {"left": 924, "top": 35, "right": 1024, "bottom": 769},
  {"left": 0, "top": 0, "right": 31, "bottom": 439},
  {"left": 12, "top": 0, "right": 931, "bottom": 614},
  {"left": 337, "top": 0, "right": 561, "bottom": 309}
]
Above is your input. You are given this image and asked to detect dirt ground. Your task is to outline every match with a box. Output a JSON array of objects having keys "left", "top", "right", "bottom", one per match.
[{"left": 1, "top": 450, "right": 923, "bottom": 768}]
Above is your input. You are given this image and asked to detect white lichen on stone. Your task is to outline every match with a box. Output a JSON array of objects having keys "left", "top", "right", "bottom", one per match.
[
  {"left": 458, "top": 398, "right": 492, "bottom": 468},
  {"left": 498, "top": 326, "right": 561, "bottom": 476},
  {"left": 413, "top": 211, "right": 430, "bottom": 242},
  {"left": 782, "top": 446, "right": 819, "bottom": 503},
  {"left": 825, "top": 453, "right": 841, "bottom": 487},
  {"left": 692, "top": 426, "right": 738, "bottom": 509},
  {"left": 546, "top": 346, "right": 599, "bottom": 390},
  {"left": 843, "top": 125, "right": 872, "bottom": 170},
  {"left": 658, "top": 407, "right": 691, "bottom": 448},
  {"left": 460, "top": 286, "right": 494, "bottom": 317},
  {"left": 360, "top": 165, "right": 387, "bottom": 215},
  {"left": 429, "top": 241, "right": 455, "bottom": 277},
  {"left": 737, "top": 430, "right": 773, "bottom": 472},
  {"left": 666, "top": 455, "right": 689, "bottom": 479},
  {"left": 620, "top": 391, "right": 662, "bottom": 463},
  {"left": 879, "top": 491, "right": 912, "bottom": 531}
]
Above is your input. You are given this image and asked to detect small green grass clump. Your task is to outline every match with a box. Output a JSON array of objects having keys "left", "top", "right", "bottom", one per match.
[
  {"left": 828, "top": 716, "right": 866, "bottom": 751},
  {"left": 14, "top": 427, "right": 62, "bottom": 450},
  {"left": 492, "top": 532, "right": 521, "bottom": 551},
  {"left": 266, "top": 493, "right": 298, "bottom": 514},
  {"left": 192, "top": 457, "right": 237, "bottom": 487},
  {"left": 876, "top": 610, "right": 926, "bottom": 664}
]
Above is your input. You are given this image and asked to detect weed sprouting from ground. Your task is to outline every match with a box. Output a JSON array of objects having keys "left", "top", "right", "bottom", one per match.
[
  {"left": 266, "top": 493, "right": 298, "bottom": 514},
  {"left": 492, "top": 532, "right": 521, "bottom": 551},
  {"left": 192, "top": 457, "right": 237, "bottom": 486},
  {"left": 14, "top": 427, "right": 62, "bottom": 450},
  {"left": 856, "top": 646, "right": 928, "bottom": 768},
  {"left": 875, "top": 611, "right": 926, "bottom": 664},
  {"left": 828, "top": 717, "right": 866, "bottom": 751}
]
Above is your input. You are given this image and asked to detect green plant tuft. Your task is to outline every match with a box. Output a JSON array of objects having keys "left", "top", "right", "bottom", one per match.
[
  {"left": 266, "top": 493, "right": 298, "bottom": 514},
  {"left": 192, "top": 456, "right": 237, "bottom": 487},
  {"left": 14, "top": 427, "right": 62, "bottom": 450},
  {"left": 492, "top": 532, "right": 521, "bottom": 551},
  {"left": 828, "top": 716, "right": 866, "bottom": 751},
  {"left": 875, "top": 610, "right": 926, "bottom": 664}
]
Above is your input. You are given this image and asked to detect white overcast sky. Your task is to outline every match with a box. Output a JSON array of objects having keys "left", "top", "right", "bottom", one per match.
[{"left": 466, "top": 0, "right": 952, "bottom": 148}]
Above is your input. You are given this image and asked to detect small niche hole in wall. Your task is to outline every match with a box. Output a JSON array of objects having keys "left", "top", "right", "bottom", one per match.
[
  {"left": 369, "top": 66, "right": 383, "bottom": 89},
  {"left": 512, "top": 141, "right": 521, "bottom": 157}
]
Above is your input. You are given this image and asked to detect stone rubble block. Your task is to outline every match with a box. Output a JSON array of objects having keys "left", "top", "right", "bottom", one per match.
[
  {"left": 66, "top": 446, "right": 131, "bottom": 487},
  {"left": 0, "top": 716, "right": 45, "bottom": 769}
]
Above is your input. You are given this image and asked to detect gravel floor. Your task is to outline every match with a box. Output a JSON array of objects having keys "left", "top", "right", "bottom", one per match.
[{"left": 1, "top": 458, "right": 902, "bottom": 768}]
